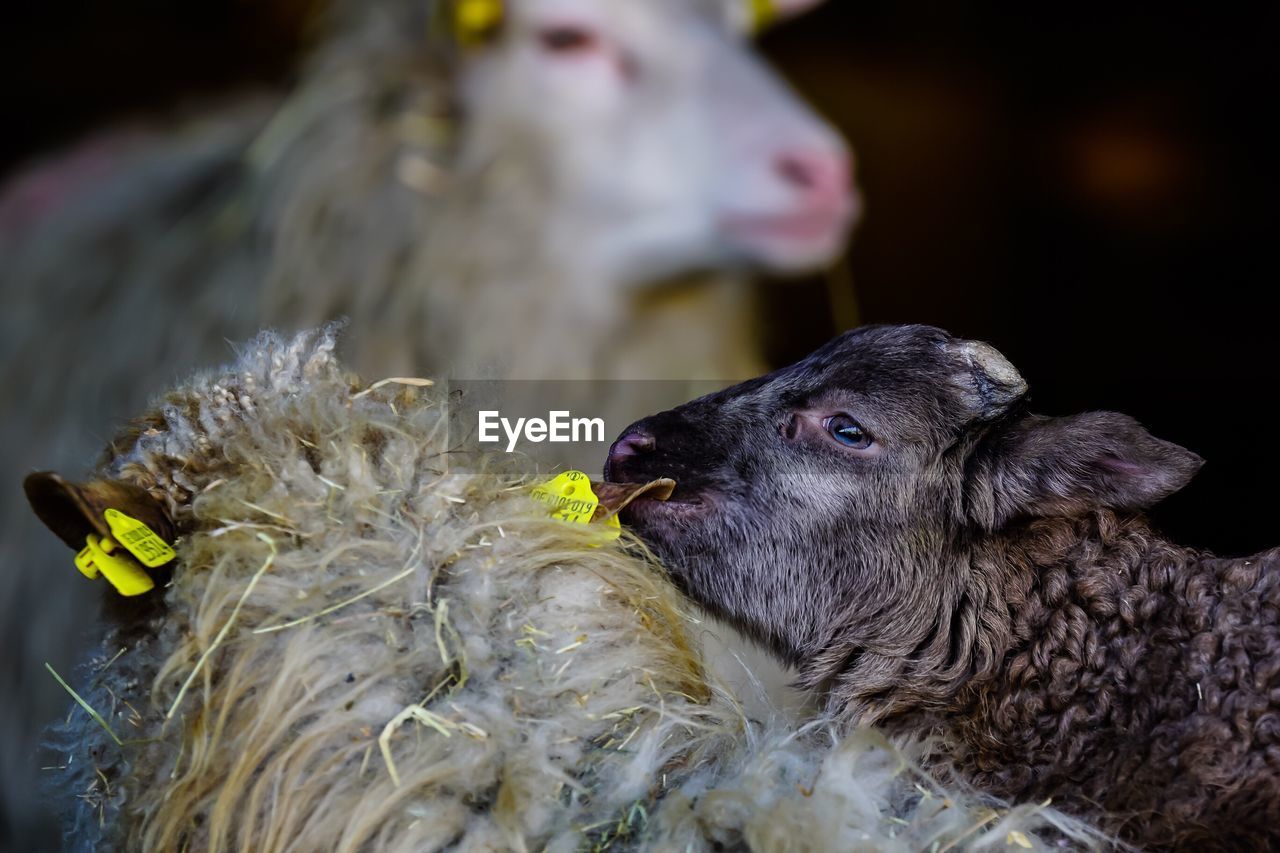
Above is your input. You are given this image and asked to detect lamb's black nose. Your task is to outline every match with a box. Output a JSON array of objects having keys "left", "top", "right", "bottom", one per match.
[{"left": 605, "top": 428, "right": 654, "bottom": 481}]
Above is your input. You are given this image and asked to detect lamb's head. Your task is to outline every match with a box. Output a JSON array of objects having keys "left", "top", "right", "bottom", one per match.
[
  {"left": 450, "top": 0, "right": 856, "bottom": 280},
  {"left": 605, "top": 325, "right": 1202, "bottom": 702}
]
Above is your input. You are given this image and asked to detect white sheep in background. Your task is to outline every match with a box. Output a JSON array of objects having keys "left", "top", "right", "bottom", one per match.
[{"left": 0, "top": 1, "right": 856, "bottom": 839}]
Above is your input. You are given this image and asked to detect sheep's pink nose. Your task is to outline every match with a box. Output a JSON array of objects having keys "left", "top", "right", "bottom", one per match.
[
  {"left": 606, "top": 430, "right": 654, "bottom": 480},
  {"left": 775, "top": 148, "right": 851, "bottom": 208}
]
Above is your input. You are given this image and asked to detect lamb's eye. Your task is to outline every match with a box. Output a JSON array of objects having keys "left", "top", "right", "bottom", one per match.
[{"left": 825, "top": 415, "right": 872, "bottom": 450}]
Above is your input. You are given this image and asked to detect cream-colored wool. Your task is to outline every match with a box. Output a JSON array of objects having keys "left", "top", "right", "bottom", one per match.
[{"left": 45, "top": 330, "right": 1105, "bottom": 851}]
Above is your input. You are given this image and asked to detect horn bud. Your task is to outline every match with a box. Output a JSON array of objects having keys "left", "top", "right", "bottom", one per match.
[{"left": 948, "top": 339, "right": 1027, "bottom": 419}]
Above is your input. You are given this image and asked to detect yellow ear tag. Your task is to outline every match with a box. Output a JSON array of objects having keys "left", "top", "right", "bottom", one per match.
[
  {"left": 75, "top": 535, "right": 156, "bottom": 597},
  {"left": 104, "top": 508, "right": 176, "bottom": 568},
  {"left": 454, "top": 0, "right": 504, "bottom": 47},
  {"left": 530, "top": 471, "right": 622, "bottom": 542},
  {"left": 747, "top": 0, "right": 778, "bottom": 34}
]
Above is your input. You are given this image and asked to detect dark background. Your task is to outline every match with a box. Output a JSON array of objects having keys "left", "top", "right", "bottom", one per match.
[{"left": 2, "top": 0, "right": 1274, "bottom": 562}]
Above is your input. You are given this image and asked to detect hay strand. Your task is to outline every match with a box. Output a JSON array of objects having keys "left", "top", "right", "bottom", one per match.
[
  {"left": 165, "top": 533, "right": 277, "bottom": 721},
  {"left": 45, "top": 662, "right": 122, "bottom": 747}
]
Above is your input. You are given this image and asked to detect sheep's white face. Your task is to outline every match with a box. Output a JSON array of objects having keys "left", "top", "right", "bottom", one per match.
[{"left": 454, "top": 0, "right": 856, "bottom": 283}]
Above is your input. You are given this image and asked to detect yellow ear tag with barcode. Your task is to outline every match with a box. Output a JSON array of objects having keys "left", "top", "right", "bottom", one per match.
[
  {"left": 75, "top": 535, "right": 156, "bottom": 597},
  {"left": 530, "top": 471, "right": 622, "bottom": 541},
  {"left": 104, "top": 508, "right": 177, "bottom": 568}
]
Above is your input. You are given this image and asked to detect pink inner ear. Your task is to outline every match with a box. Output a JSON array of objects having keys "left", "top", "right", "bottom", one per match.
[{"left": 1099, "top": 455, "right": 1146, "bottom": 477}]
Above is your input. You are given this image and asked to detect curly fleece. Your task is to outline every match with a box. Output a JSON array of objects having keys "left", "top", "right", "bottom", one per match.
[
  {"left": 933, "top": 511, "right": 1280, "bottom": 849},
  {"left": 42, "top": 329, "right": 1101, "bottom": 852}
]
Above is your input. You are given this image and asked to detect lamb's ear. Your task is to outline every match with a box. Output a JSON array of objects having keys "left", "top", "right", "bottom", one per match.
[{"left": 980, "top": 412, "right": 1203, "bottom": 526}]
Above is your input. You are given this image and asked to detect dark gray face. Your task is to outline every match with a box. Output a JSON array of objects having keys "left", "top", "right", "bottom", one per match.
[{"left": 605, "top": 325, "right": 1202, "bottom": 672}]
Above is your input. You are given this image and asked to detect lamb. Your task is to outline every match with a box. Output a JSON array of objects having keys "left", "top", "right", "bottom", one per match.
[
  {"left": 28, "top": 328, "right": 1100, "bottom": 851},
  {"left": 1, "top": 0, "right": 855, "bottom": 838},
  {"left": 605, "top": 323, "right": 1280, "bottom": 850}
]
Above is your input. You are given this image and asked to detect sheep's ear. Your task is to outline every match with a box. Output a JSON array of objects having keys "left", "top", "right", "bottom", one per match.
[
  {"left": 23, "top": 472, "right": 174, "bottom": 552},
  {"left": 978, "top": 413, "right": 1203, "bottom": 526}
]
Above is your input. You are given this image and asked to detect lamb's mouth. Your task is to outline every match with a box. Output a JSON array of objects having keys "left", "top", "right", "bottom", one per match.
[
  {"left": 611, "top": 483, "right": 711, "bottom": 524},
  {"left": 589, "top": 477, "right": 675, "bottom": 519},
  {"left": 599, "top": 468, "right": 713, "bottom": 524},
  {"left": 624, "top": 494, "right": 704, "bottom": 514}
]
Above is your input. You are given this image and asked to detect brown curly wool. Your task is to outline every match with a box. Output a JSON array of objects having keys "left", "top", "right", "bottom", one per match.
[{"left": 915, "top": 511, "right": 1280, "bottom": 849}]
